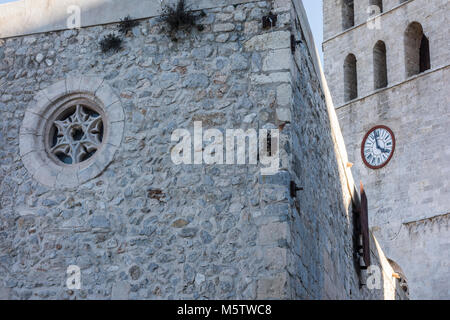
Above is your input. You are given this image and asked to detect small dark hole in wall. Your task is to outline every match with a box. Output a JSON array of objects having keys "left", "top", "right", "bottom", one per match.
[{"left": 262, "top": 12, "right": 277, "bottom": 29}]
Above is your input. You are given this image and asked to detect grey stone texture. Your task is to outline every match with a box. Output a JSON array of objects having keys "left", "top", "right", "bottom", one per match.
[
  {"left": 323, "top": 0, "right": 449, "bottom": 299},
  {"left": 0, "top": 0, "right": 406, "bottom": 300}
]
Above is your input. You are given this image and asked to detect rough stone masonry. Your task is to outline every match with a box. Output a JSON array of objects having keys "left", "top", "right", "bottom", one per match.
[{"left": 0, "top": 0, "right": 406, "bottom": 299}]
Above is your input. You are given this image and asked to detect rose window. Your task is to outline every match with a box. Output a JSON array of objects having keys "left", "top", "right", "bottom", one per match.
[
  {"left": 20, "top": 77, "right": 125, "bottom": 188},
  {"left": 49, "top": 104, "right": 104, "bottom": 164}
]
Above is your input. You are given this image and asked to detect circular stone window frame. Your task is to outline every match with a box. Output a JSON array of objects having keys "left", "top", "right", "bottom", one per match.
[{"left": 19, "top": 76, "right": 125, "bottom": 188}]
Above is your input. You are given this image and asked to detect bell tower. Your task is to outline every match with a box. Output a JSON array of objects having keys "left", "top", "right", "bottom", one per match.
[{"left": 323, "top": 0, "right": 450, "bottom": 299}]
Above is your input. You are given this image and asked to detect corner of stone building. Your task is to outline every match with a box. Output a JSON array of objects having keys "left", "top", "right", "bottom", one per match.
[{"left": 0, "top": 0, "right": 411, "bottom": 301}]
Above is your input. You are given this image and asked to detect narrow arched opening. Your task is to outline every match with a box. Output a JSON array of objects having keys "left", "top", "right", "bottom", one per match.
[
  {"left": 342, "top": 0, "right": 355, "bottom": 30},
  {"left": 405, "top": 22, "right": 431, "bottom": 77},
  {"left": 344, "top": 54, "right": 358, "bottom": 102},
  {"left": 373, "top": 40, "right": 388, "bottom": 89}
]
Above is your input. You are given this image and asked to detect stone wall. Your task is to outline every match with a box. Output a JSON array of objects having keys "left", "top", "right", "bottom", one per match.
[
  {"left": 0, "top": 0, "right": 405, "bottom": 300},
  {"left": 282, "top": 1, "right": 406, "bottom": 300},
  {"left": 323, "top": 0, "right": 450, "bottom": 299}
]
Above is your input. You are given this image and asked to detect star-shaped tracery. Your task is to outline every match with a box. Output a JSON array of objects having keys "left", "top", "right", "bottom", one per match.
[{"left": 50, "top": 104, "right": 103, "bottom": 164}]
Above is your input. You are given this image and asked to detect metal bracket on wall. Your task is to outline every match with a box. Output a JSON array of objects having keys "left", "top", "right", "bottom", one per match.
[
  {"left": 291, "top": 35, "right": 302, "bottom": 53},
  {"left": 262, "top": 12, "right": 277, "bottom": 29},
  {"left": 290, "top": 181, "right": 303, "bottom": 198}
]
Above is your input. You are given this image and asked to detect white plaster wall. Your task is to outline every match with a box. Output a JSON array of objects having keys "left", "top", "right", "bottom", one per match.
[{"left": 0, "top": 0, "right": 259, "bottom": 39}]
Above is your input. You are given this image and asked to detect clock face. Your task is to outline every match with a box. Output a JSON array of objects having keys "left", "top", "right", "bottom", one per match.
[{"left": 361, "top": 126, "right": 395, "bottom": 169}]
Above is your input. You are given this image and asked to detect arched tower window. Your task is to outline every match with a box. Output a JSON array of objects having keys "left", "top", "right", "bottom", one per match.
[
  {"left": 344, "top": 54, "right": 358, "bottom": 102},
  {"left": 369, "top": 0, "right": 383, "bottom": 14},
  {"left": 405, "top": 22, "right": 431, "bottom": 77},
  {"left": 373, "top": 41, "right": 388, "bottom": 89},
  {"left": 342, "top": 0, "right": 355, "bottom": 30}
]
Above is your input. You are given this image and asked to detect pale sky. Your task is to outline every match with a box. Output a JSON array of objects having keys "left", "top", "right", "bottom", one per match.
[
  {"left": 302, "top": 0, "right": 324, "bottom": 62},
  {"left": 0, "top": 0, "right": 324, "bottom": 59}
]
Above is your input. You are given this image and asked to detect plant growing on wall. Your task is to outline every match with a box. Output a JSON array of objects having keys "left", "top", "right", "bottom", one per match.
[
  {"left": 119, "top": 15, "right": 140, "bottom": 35},
  {"left": 161, "top": 0, "right": 205, "bottom": 41},
  {"left": 99, "top": 33, "right": 123, "bottom": 53}
]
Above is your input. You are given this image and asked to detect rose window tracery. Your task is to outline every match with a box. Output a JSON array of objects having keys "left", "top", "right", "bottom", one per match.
[
  {"left": 20, "top": 77, "right": 125, "bottom": 188},
  {"left": 49, "top": 104, "right": 104, "bottom": 164}
]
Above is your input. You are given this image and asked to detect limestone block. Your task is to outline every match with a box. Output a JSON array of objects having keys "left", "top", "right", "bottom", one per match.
[
  {"left": 250, "top": 72, "right": 290, "bottom": 85},
  {"left": 108, "top": 121, "right": 125, "bottom": 147},
  {"left": 256, "top": 273, "right": 287, "bottom": 299},
  {"left": 79, "top": 76, "right": 104, "bottom": 94},
  {"left": 111, "top": 281, "right": 130, "bottom": 300},
  {"left": 20, "top": 112, "right": 44, "bottom": 136},
  {"left": 244, "top": 31, "right": 291, "bottom": 51},
  {"left": 257, "top": 222, "right": 289, "bottom": 245},
  {"left": 262, "top": 49, "right": 291, "bottom": 71},
  {"left": 27, "top": 90, "right": 51, "bottom": 117},
  {"left": 259, "top": 247, "right": 287, "bottom": 270},
  {"left": 77, "top": 161, "right": 102, "bottom": 184},
  {"left": 273, "top": 0, "right": 291, "bottom": 13},
  {"left": 106, "top": 101, "right": 125, "bottom": 123},
  {"left": 96, "top": 83, "right": 120, "bottom": 107},
  {"left": 277, "top": 83, "right": 292, "bottom": 106},
  {"left": 213, "top": 23, "right": 235, "bottom": 32},
  {"left": 42, "top": 80, "right": 67, "bottom": 101},
  {"left": 276, "top": 107, "right": 291, "bottom": 122},
  {"left": 93, "top": 143, "right": 117, "bottom": 174},
  {"left": 18, "top": 133, "right": 40, "bottom": 157},
  {"left": 65, "top": 76, "right": 82, "bottom": 94},
  {"left": 56, "top": 168, "right": 80, "bottom": 189},
  {"left": 0, "top": 287, "right": 11, "bottom": 300}
]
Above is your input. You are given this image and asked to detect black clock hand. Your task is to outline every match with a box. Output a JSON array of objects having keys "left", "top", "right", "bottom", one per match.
[{"left": 374, "top": 130, "right": 381, "bottom": 150}]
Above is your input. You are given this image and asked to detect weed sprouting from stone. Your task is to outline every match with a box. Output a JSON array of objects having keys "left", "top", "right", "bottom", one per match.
[
  {"left": 118, "top": 15, "right": 140, "bottom": 35},
  {"left": 161, "top": 0, "right": 204, "bottom": 41},
  {"left": 99, "top": 33, "right": 123, "bottom": 53}
]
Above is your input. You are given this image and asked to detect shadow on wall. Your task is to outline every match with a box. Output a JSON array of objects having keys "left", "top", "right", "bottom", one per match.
[{"left": 291, "top": 1, "right": 409, "bottom": 298}]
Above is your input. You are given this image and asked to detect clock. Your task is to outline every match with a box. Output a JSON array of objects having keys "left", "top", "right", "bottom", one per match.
[{"left": 361, "top": 125, "right": 395, "bottom": 169}]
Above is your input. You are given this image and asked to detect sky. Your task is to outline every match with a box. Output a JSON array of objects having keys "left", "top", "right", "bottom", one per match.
[
  {"left": 0, "top": 0, "right": 324, "bottom": 59},
  {"left": 302, "top": 0, "right": 324, "bottom": 62}
]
